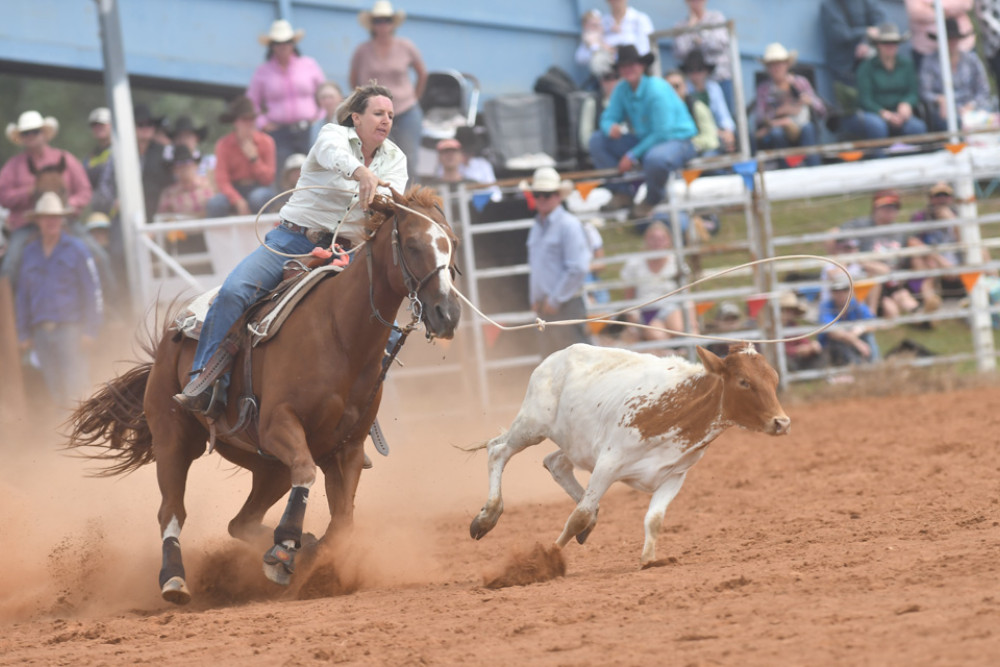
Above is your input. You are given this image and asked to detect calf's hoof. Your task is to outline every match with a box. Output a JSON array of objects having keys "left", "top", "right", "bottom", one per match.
[
  {"left": 262, "top": 543, "right": 297, "bottom": 586},
  {"left": 576, "top": 509, "right": 599, "bottom": 545},
  {"left": 160, "top": 575, "right": 191, "bottom": 605},
  {"left": 640, "top": 557, "right": 675, "bottom": 570}
]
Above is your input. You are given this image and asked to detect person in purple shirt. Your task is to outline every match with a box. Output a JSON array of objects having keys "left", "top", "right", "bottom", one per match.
[{"left": 15, "top": 192, "right": 103, "bottom": 407}]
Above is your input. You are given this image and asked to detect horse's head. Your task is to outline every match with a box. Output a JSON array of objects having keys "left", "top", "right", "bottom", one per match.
[
  {"left": 367, "top": 187, "right": 462, "bottom": 340},
  {"left": 28, "top": 154, "right": 68, "bottom": 205}
]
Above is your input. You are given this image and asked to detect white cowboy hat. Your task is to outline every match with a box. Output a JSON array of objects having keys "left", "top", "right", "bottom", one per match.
[
  {"left": 358, "top": 1, "right": 406, "bottom": 31},
  {"left": 26, "top": 191, "right": 74, "bottom": 219},
  {"left": 258, "top": 19, "right": 305, "bottom": 46},
  {"left": 518, "top": 167, "right": 574, "bottom": 197},
  {"left": 6, "top": 110, "right": 59, "bottom": 145},
  {"left": 761, "top": 42, "right": 797, "bottom": 65}
]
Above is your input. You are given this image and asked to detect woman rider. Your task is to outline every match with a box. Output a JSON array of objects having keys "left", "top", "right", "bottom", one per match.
[{"left": 175, "top": 82, "right": 407, "bottom": 414}]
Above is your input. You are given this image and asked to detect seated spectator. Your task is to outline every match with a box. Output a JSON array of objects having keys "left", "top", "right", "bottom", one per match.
[
  {"left": 976, "top": 0, "right": 1000, "bottom": 88},
  {"left": 842, "top": 23, "right": 928, "bottom": 142},
  {"left": 269, "top": 153, "right": 307, "bottom": 210},
  {"left": 157, "top": 145, "right": 215, "bottom": 219},
  {"left": 665, "top": 70, "right": 720, "bottom": 156},
  {"left": 754, "top": 43, "right": 826, "bottom": 167},
  {"left": 310, "top": 81, "right": 344, "bottom": 146},
  {"left": 673, "top": 0, "right": 734, "bottom": 113},
  {"left": 919, "top": 18, "right": 992, "bottom": 131},
  {"left": 15, "top": 192, "right": 102, "bottom": 407},
  {"left": 206, "top": 96, "right": 277, "bottom": 219},
  {"left": 590, "top": 45, "right": 697, "bottom": 218},
  {"left": 170, "top": 115, "right": 215, "bottom": 179},
  {"left": 701, "top": 301, "right": 745, "bottom": 357},
  {"left": 819, "top": 280, "right": 879, "bottom": 366},
  {"left": 820, "top": 0, "right": 886, "bottom": 110},
  {"left": 679, "top": 50, "right": 735, "bottom": 152},
  {"left": 780, "top": 291, "right": 824, "bottom": 371},
  {"left": 906, "top": 0, "right": 975, "bottom": 73},
  {"left": 619, "top": 221, "right": 698, "bottom": 342},
  {"left": 575, "top": 8, "right": 615, "bottom": 81},
  {"left": 911, "top": 180, "right": 956, "bottom": 222},
  {"left": 827, "top": 189, "right": 921, "bottom": 318},
  {"left": 82, "top": 107, "right": 113, "bottom": 195}
]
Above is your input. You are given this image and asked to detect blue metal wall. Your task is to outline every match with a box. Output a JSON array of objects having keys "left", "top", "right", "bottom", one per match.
[{"left": 1, "top": 0, "right": 906, "bottom": 101}]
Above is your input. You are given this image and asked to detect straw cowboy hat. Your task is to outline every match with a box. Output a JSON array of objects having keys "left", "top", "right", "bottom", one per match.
[
  {"left": 258, "top": 19, "right": 305, "bottom": 46},
  {"left": 85, "top": 211, "right": 112, "bottom": 231},
  {"left": 872, "top": 22, "right": 910, "bottom": 44},
  {"left": 27, "top": 191, "right": 74, "bottom": 219},
  {"left": 518, "top": 167, "right": 574, "bottom": 197},
  {"left": 761, "top": 42, "right": 797, "bottom": 65},
  {"left": 6, "top": 110, "right": 59, "bottom": 145},
  {"left": 778, "top": 291, "right": 807, "bottom": 314},
  {"left": 359, "top": 1, "right": 406, "bottom": 30}
]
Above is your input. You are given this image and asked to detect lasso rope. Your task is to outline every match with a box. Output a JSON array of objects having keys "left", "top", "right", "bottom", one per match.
[{"left": 250, "top": 186, "right": 851, "bottom": 345}]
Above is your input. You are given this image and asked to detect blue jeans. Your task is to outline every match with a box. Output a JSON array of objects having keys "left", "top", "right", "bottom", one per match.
[
  {"left": 206, "top": 183, "right": 278, "bottom": 218},
  {"left": 389, "top": 104, "right": 422, "bottom": 188},
  {"left": 757, "top": 122, "right": 821, "bottom": 167},
  {"left": 33, "top": 322, "right": 90, "bottom": 407},
  {"left": 842, "top": 111, "right": 927, "bottom": 141},
  {"left": 588, "top": 132, "right": 695, "bottom": 205},
  {"left": 190, "top": 225, "right": 315, "bottom": 380}
]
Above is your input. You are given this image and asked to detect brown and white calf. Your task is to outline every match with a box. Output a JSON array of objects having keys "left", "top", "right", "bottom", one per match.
[{"left": 469, "top": 343, "right": 790, "bottom": 568}]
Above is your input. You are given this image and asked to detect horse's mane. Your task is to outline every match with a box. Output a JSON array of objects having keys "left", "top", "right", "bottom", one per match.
[{"left": 362, "top": 186, "right": 449, "bottom": 238}]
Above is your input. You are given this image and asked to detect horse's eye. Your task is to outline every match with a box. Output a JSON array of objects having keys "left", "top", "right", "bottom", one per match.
[{"left": 739, "top": 378, "right": 751, "bottom": 389}]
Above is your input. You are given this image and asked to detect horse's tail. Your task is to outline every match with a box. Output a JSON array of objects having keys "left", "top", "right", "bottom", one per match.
[{"left": 67, "top": 361, "right": 155, "bottom": 476}]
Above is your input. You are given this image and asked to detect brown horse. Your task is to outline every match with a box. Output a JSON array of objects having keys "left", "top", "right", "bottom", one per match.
[
  {"left": 68, "top": 187, "right": 461, "bottom": 604},
  {"left": 28, "top": 152, "right": 68, "bottom": 205}
]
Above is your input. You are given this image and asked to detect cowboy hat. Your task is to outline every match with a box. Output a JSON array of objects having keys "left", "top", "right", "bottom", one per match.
[
  {"left": 359, "top": 1, "right": 406, "bottom": 31},
  {"left": 872, "top": 22, "right": 910, "bottom": 44},
  {"left": 133, "top": 103, "right": 164, "bottom": 128},
  {"left": 167, "top": 144, "right": 199, "bottom": 167},
  {"left": 88, "top": 107, "right": 111, "bottom": 126},
  {"left": 614, "top": 44, "right": 655, "bottom": 69},
  {"left": 258, "top": 19, "right": 305, "bottom": 46},
  {"left": 778, "top": 291, "right": 806, "bottom": 314},
  {"left": 85, "top": 211, "right": 112, "bottom": 231},
  {"left": 518, "top": 167, "right": 573, "bottom": 197},
  {"left": 436, "top": 138, "right": 462, "bottom": 151},
  {"left": 5, "top": 110, "right": 59, "bottom": 145},
  {"left": 680, "top": 49, "right": 715, "bottom": 74},
  {"left": 219, "top": 96, "right": 257, "bottom": 123},
  {"left": 929, "top": 181, "right": 954, "bottom": 197},
  {"left": 169, "top": 115, "right": 208, "bottom": 141},
  {"left": 26, "top": 191, "right": 74, "bottom": 219},
  {"left": 930, "top": 17, "right": 973, "bottom": 42},
  {"left": 761, "top": 42, "right": 797, "bottom": 64}
]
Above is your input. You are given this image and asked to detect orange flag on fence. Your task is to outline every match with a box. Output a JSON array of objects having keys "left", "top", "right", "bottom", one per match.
[
  {"left": 482, "top": 324, "right": 501, "bottom": 347},
  {"left": 946, "top": 142, "right": 967, "bottom": 155},
  {"left": 784, "top": 155, "right": 806, "bottom": 168},
  {"left": 586, "top": 317, "right": 610, "bottom": 336},
  {"left": 838, "top": 150, "right": 864, "bottom": 162},
  {"left": 960, "top": 271, "right": 982, "bottom": 293},
  {"left": 682, "top": 169, "right": 702, "bottom": 185},
  {"left": 695, "top": 301, "right": 715, "bottom": 316},
  {"left": 853, "top": 280, "right": 875, "bottom": 303},
  {"left": 747, "top": 294, "right": 767, "bottom": 319},
  {"left": 575, "top": 180, "right": 600, "bottom": 200}
]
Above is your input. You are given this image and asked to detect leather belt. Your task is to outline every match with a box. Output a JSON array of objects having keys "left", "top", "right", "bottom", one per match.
[
  {"left": 279, "top": 219, "right": 346, "bottom": 248},
  {"left": 277, "top": 120, "right": 311, "bottom": 132}
]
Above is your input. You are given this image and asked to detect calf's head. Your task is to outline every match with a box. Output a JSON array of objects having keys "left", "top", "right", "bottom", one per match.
[{"left": 696, "top": 344, "right": 790, "bottom": 435}]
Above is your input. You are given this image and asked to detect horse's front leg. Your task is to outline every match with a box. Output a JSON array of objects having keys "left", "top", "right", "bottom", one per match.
[
  {"left": 320, "top": 438, "right": 366, "bottom": 541},
  {"left": 259, "top": 405, "right": 317, "bottom": 586}
]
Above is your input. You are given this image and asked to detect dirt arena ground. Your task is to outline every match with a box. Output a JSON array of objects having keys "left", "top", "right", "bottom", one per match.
[{"left": 1, "top": 372, "right": 999, "bottom": 665}]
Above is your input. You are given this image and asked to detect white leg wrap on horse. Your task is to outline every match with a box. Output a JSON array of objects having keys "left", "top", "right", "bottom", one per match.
[{"left": 162, "top": 515, "right": 181, "bottom": 541}]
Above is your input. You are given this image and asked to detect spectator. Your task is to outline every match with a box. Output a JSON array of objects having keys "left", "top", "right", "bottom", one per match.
[
  {"left": 673, "top": 0, "right": 734, "bottom": 114},
  {"left": 132, "top": 103, "right": 173, "bottom": 222},
  {"left": 754, "top": 43, "right": 826, "bottom": 167},
  {"left": 206, "top": 96, "right": 277, "bottom": 219},
  {"left": 0, "top": 110, "right": 92, "bottom": 283},
  {"left": 582, "top": 217, "right": 609, "bottom": 305},
  {"left": 350, "top": 1, "right": 427, "bottom": 186},
  {"left": 600, "top": 0, "right": 654, "bottom": 57},
  {"left": 679, "top": 49, "right": 735, "bottom": 153},
  {"left": 619, "top": 220, "right": 698, "bottom": 343},
  {"left": 431, "top": 135, "right": 498, "bottom": 186},
  {"left": 575, "top": 9, "right": 615, "bottom": 77},
  {"left": 85, "top": 212, "right": 112, "bottom": 252},
  {"left": 247, "top": 19, "right": 326, "bottom": 189},
  {"left": 269, "top": 152, "right": 307, "bottom": 210},
  {"left": 919, "top": 18, "right": 992, "bottom": 130},
  {"left": 906, "top": 0, "right": 974, "bottom": 73},
  {"left": 827, "top": 189, "right": 922, "bottom": 318},
  {"left": 590, "top": 45, "right": 697, "bottom": 218},
  {"left": 15, "top": 192, "right": 102, "bottom": 407},
  {"left": 976, "top": 0, "right": 1000, "bottom": 87},
  {"left": 820, "top": 0, "right": 886, "bottom": 92},
  {"left": 842, "top": 23, "right": 928, "bottom": 142},
  {"left": 157, "top": 145, "right": 215, "bottom": 219},
  {"left": 310, "top": 81, "right": 345, "bottom": 146},
  {"left": 83, "top": 107, "right": 113, "bottom": 195},
  {"left": 521, "top": 167, "right": 592, "bottom": 359},
  {"left": 818, "top": 280, "right": 879, "bottom": 366},
  {"left": 170, "top": 115, "right": 214, "bottom": 179},
  {"left": 665, "top": 69, "right": 720, "bottom": 156},
  {"left": 780, "top": 291, "right": 824, "bottom": 371}
]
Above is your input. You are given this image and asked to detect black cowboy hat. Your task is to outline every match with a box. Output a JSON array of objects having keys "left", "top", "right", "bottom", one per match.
[
  {"left": 170, "top": 115, "right": 208, "bottom": 141},
  {"left": 167, "top": 144, "right": 199, "bottom": 166},
  {"left": 930, "top": 17, "right": 973, "bottom": 41},
  {"left": 680, "top": 49, "right": 715, "bottom": 74},
  {"left": 219, "top": 96, "right": 257, "bottom": 124},
  {"left": 615, "top": 44, "right": 655, "bottom": 70},
  {"left": 133, "top": 103, "right": 164, "bottom": 128}
]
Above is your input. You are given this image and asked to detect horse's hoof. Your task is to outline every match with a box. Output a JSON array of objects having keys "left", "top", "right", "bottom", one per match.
[
  {"left": 161, "top": 576, "right": 191, "bottom": 605},
  {"left": 469, "top": 515, "right": 491, "bottom": 540},
  {"left": 263, "top": 543, "right": 296, "bottom": 586}
]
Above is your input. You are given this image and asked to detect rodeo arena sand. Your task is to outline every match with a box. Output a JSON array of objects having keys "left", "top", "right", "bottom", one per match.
[{"left": 0, "top": 346, "right": 998, "bottom": 667}]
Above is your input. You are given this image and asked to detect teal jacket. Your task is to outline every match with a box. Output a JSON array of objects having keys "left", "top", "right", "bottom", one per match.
[{"left": 599, "top": 75, "right": 697, "bottom": 160}]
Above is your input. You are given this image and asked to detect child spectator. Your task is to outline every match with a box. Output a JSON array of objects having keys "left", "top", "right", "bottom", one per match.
[
  {"left": 665, "top": 69, "right": 721, "bottom": 157},
  {"left": 680, "top": 50, "right": 736, "bottom": 153},
  {"left": 15, "top": 192, "right": 103, "bottom": 407},
  {"left": 754, "top": 43, "right": 826, "bottom": 167},
  {"left": 158, "top": 145, "right": 215, "bottom": 219},
  {"left": 819, "top": 281, "right": 879, "bottom": 366},
  {"left": 170, "top": 115, "right": 215, "bottom": 179},
  {"left": 310, "top": 81, "right": 344, "bottom": 146}
]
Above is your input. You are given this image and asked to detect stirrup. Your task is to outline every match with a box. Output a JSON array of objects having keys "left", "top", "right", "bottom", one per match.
[{"left": 369, "top": 418, "right": 390, "bottom": 456}]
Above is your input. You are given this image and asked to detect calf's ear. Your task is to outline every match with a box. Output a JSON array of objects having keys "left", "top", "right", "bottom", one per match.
[{"left": 696, "top": 346, "right": 725, "bottom": 375}]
